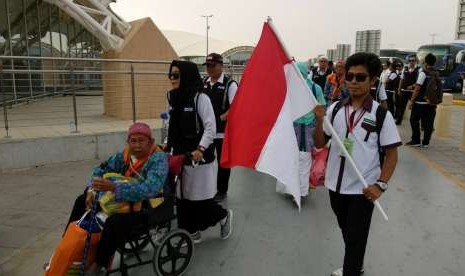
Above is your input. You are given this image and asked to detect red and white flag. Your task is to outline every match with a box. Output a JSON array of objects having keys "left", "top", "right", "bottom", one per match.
[{"left": 221, "top": 21, "right": 319, "bottom": 208}]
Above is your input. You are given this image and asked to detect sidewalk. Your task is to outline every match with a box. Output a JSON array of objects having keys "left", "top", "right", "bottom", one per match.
[
  {"left": 1, "top": 149, "right": 465, "bottom": 275},
  {"left": 1, "top": 98, "right": 465, "bottom": 275}
]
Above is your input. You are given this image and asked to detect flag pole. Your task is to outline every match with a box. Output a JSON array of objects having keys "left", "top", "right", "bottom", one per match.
[{"left": 266, "top": 17, "right": 389, "bottom": 221}]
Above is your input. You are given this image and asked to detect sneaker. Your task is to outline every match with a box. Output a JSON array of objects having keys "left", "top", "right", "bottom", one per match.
[
  {"left": 421, "top": 144, "right": 429, "bottom": 149},
  {"left": 214, "top": 192, "right": 227, "bottom": 202},
  {"left": 220, "top": 209, "right": 233, "bottom": 240},
  {"left": 190, "top": 231, "right": 202, "bottom": 244},
  {"left": 330, "top": 267, "right": 365, "bottom": 276},
  {"left": 406, "top": 141, "right": 421, "bottom": 147}
]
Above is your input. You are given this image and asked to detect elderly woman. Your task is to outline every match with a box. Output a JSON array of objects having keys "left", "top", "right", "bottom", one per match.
[
  {"left": 66, "top": 122, "right": 169, "bottom": 273},
  {"left": 166, "top": 60, "right": 232, "bottom": 243}
]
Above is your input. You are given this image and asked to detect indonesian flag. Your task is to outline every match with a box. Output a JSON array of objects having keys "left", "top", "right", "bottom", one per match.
[{"left": 221, "top": 22, "right": 319, "bottom": 208}]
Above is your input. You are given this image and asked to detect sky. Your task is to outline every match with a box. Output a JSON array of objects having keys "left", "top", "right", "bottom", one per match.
[{"left": 111, "top": 0, "right": 459, "bottom": 60}]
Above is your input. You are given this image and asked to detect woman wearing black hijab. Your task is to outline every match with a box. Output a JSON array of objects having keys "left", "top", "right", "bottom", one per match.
[{"left": 166, "top": 60, "right": 233, "bottom": 243}]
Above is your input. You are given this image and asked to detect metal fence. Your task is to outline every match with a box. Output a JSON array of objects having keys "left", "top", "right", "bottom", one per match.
[{"left": 0, "top": 56, "right": 244, "bottom": 138}]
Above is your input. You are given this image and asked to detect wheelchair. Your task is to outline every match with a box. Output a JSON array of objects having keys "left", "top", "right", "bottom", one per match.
[{"left": 106, "top": 154, "right": 194, "bottom": 276}]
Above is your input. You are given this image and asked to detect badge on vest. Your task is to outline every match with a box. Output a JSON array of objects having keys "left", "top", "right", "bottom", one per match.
[
  {"left": 184, "top": 107, "right": 194, "bottom": 112},
  {"left": 340, "top": 138, "right": 354, "bottom": 157}
]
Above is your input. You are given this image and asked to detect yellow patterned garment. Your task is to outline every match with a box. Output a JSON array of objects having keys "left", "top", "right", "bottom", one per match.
[{"left": 98, "top": 173, "right": 163, "bottom": 215}]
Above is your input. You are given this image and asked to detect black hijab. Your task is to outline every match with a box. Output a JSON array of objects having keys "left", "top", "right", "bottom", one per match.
[
  {"left": 168, "top": 60, "right": 203, "bottom": 108},
  {"left": 167, "top": 60, "right": 203, "bottom": 152}
]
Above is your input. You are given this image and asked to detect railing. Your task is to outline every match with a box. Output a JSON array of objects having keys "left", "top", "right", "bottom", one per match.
[{"left": 0, "top": 56, "right": 244, "bottom": 139}]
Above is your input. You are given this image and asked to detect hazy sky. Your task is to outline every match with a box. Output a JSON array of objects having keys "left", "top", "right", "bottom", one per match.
[{"left": 112, "top": 0, "right": 458, "bottom": 60}]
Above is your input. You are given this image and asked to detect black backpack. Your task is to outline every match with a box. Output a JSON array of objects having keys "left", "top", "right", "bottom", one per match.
[
  {"left": 423, "top": 69, "right": 443, "bottom": 105},
  {"left": 330, "top": 100, "right": 388, "bottom": 166}
]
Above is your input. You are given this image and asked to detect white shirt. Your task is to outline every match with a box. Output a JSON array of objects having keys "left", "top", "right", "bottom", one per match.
[
  {"left": 195, "top": 93, "right": 216, "bottom": 148},
  {"left": 414, "top": 71, "right": 428, "bottom": 104},
  {"left": 308, "top": 67, "right": 329, "bottom": 80},
  {"left": 205, "top": 72, "right": 238, "bottom": 138},
  {"left": 323, "top": 99, "right": 401, "bottom": 194}
]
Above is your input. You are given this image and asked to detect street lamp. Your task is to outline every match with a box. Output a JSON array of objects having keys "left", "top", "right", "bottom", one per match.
[{"left": 201, "top": 14, "right": 213, "bottom": 57}]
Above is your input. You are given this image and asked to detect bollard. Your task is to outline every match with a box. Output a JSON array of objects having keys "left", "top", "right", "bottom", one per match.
[{"left": 434, "top": 93, "right": 453, "bottom": 138}]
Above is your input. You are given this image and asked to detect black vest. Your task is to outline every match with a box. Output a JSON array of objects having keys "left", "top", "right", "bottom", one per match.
[
  {"left": 385, "top": 71, "right": 399, "bottom": 92},
  {"left": 168, "top": 92, "right": 215, "bottom": 163},
  {"left": 417, "top": 71, "right": 432, "bottom": 103},
  {"left": 401, "top": 67, "right": 419, "bottom": 89},
  {"left": 311, "top": 67, "right": 331, "bottom": 90},
  {"left": 203, "top": 76, "right": 235, "bottom": 134}
]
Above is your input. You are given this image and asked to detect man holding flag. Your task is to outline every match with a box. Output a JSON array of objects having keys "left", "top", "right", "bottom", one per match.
[{"left": 314, "top": 52, "right": 401, "bottom": 276}]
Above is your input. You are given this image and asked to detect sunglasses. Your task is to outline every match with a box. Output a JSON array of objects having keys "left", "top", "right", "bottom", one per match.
[
  {"left": 168, "top": 72, "right": 180, "bottom": 80},
  {"left": 346, "top": 73, "right": 369, "bottom": 82}
]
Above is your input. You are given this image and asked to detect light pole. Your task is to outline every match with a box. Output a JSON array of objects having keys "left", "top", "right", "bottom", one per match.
[
  {"left": 430, "top": 33, "right": 438, "bottom": 45},
  {"left": 201, "top": 14, "right": 213, "bottom": 57}
]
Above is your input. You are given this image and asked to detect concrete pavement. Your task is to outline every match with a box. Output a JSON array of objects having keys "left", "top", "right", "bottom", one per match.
[{"left": 1, "top": 147, "right": 465, "bottom": 276}]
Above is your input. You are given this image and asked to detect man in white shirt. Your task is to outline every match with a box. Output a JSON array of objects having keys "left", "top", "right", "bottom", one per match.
[
  {"left": 314, "top": 52, "right": 401, "bottom": 276},
  {"left": 203, "top": 53, "right": 238, "bottom": 202},
  {"left": 407, "top": 53, "right": 438, "bottom": 148}
]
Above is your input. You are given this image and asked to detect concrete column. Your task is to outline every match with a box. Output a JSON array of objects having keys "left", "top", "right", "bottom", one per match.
[{"left": 434, "top": 93, "right": 453, "bottom": 138}]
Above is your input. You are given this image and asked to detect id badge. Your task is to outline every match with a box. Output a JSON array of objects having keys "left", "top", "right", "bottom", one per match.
[{"left": 340, "top": 137, "right": 354, "bottom": 157}]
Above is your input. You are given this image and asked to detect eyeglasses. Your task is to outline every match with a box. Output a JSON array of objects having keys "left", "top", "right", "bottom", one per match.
[
  {"left": 206, "top": 63, "right": 218, "bottom": 68},
  {"left": 319, "top": 60, "right": 328, "bottom": 63},
  {"left": 408, "top": 59, "right": 416, "bottom": 62},
  {"left": 346, "top": 73, "right": 369, "bottom": 82},
  {"left": 168, "top": 72, "right": 180, "bottom": 80}
]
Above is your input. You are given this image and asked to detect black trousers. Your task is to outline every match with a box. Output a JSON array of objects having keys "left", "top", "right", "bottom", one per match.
[
  {"left": 67, "top": 194, "right": 150, "bottom": 268},
  {"left": 386, "top": 91, "right": 396, "bottom": 118},
  {"left": 395, "top": 90, "right": 412, "bottom": 124},
  {"left": 177, "top": 198, "right": 227, "bottom": 234},
  {"left": 214, "top": 138, "right": 231, "bottom": 195},
  {"left": 410, "top": 103, "right": 437, "bottom": 145},
  {"left": 329, "top": 191, "right": 374, "bottom": 276}
]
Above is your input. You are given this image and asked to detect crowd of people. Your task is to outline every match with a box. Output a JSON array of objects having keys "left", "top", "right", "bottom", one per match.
[{"left": 62, "top": 50, "right": 441, "bottom": 276}]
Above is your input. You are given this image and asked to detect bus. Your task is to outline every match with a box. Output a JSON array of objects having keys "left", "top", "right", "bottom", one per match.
[{"left": 417, "top": 43, "right": 465, "bottom": 91}]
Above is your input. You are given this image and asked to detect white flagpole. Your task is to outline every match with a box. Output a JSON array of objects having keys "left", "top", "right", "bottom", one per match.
[{"left": 266, "top": 17, "right": 389, "bottom": 221}]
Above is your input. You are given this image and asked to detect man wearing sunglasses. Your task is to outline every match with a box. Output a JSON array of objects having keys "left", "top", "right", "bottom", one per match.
[
  {"left": 202, "top": 53, "right": 238, "bottom": 202},
  {"left": 314, "top": 53, "right": 401, "bottom": 276},
  {"left": 396, "top": 56, "right": 419, "bottom": 125}
]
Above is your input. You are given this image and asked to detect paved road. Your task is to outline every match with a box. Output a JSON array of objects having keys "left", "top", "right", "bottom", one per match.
[{"left": 1, "top": 147, "right": 465, "bottom": 275}]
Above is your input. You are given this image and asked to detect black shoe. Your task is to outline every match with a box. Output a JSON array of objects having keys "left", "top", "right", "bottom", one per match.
[
  {"left": 214, "top": 193, "right": 227, "bottom": 202},
  {"left": 406, "top": 141, "right": 421, "bottom": 147}
]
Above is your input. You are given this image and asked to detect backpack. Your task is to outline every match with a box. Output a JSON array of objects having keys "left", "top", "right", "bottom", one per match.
[
  {"left": 330, "top": 100, "right": 388, "bottom": 166},
  {"left": 423, "top": 69, "right": 443, "bottom": 105}
]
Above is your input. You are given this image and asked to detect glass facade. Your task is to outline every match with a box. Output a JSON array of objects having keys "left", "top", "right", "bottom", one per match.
[{"left": 0, "top": 0, "right": 102, "bottom": 103}]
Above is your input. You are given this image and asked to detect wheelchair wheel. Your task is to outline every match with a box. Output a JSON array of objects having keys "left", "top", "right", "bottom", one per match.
[
  {"left": 153, "top": 229, "right": 193, "bottom": 276},
  {"left": 119, "top": 221, "right": 171, "bottom": 254}
]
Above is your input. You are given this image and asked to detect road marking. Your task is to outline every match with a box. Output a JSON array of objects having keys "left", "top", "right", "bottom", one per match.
[{"left": 406, "top": 147, "right": 465, "bottom": 192}]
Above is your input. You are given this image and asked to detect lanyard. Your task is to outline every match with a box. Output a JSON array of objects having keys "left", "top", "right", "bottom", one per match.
[{"left": 345, "top": 106, "right": 366, "bottom": 135}]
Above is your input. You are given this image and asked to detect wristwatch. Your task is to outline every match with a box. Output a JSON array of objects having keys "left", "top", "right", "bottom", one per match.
[{"left": 375, "top": 180, "right": 388, "bottom": 192}]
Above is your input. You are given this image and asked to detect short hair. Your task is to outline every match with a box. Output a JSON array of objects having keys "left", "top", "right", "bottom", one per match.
[
  {"left": 345, "top": 52, "right": 382, "bottom": 80},
  {"left": 407, "top": 54, "right": 417, "bottom": 61},
  {"left": 424, "top": 53, "right": 436, "bottom": 66}
]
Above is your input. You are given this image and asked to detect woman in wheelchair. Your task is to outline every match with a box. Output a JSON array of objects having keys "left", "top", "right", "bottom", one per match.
[{"left": 66, "top": 122, "right": 169, "bottom": 274}]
